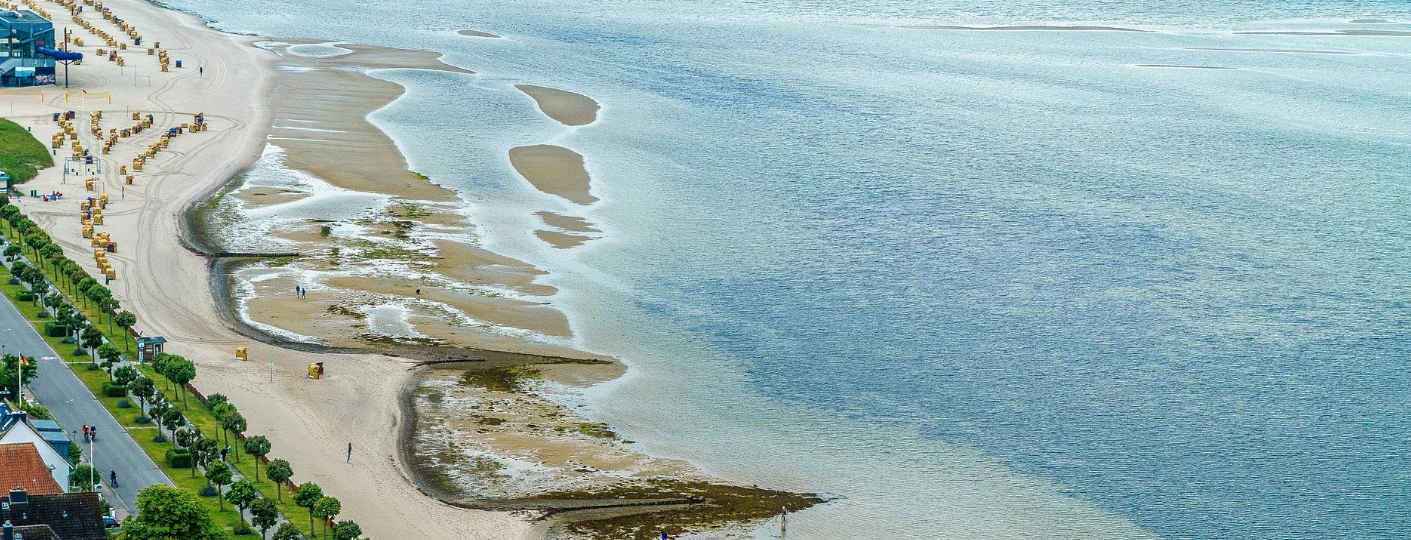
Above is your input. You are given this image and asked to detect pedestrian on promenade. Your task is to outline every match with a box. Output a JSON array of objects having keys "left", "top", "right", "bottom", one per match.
[
  {"left": 221, "top": 446, "right": 229, "bottom": 461},
  {"left": 90, "top": 425, "right": 96, "bottom": 441},
  {"left": 347, "top": 442, "right": 352, "bottom": 464},
  {"left": 82, "top": 425, "right": 89, "bottom": 441}
]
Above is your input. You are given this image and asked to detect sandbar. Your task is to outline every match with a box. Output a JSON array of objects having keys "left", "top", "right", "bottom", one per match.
[
  {"left": 515, "top": 84, "right": 600, "bottom": 126},
  {"left": 536, "top": 210, "right": 600, "bottom": 233},
  {"left": 534, "top": 229, "right": 591, "bottom": 249},
  {"left": 458, "top": 29, "right": 501, "bottom": 38},
  {"left": 911, "top": 24, "right": 1150, "bottom": 32},
  {"left": 508, "top": 144, "right": 597, "bottom": 205}
]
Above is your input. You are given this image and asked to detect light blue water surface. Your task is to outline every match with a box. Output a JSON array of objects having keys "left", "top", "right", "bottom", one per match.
[{"left": 160, "top": 0, "right": 1411, "bottom": 537}]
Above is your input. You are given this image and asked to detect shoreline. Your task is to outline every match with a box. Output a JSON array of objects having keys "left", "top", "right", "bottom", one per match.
[{"left": 176, "top": 21, "right": 823, "bottom": 540}]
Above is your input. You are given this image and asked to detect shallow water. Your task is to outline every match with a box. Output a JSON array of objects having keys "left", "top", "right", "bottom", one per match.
[{"left": 162, "top": 0, "right": 1411, "bottom": 537}]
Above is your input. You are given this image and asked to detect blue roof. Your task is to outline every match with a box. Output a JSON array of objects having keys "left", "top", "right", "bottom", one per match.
[
  {"left": 39, "top": 430, "right": 68, "bottom": 444},
  {"left": 28, "top": 419, "right": 62, "bottom": 432}
]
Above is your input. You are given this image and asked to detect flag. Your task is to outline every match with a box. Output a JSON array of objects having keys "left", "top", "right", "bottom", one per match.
[
  {"left": 18, "top": 356, "right": 28, "bottom": 367},
  {"left": 81, "top": 90, "right": 87, "bottom": 94}
]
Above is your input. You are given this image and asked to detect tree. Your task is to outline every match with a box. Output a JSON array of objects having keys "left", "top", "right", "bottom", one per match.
[
  {"left": 69, "top": 465, "right": 98, "bottom": 492},
  {"left": 0, "top": 354, "right": 38, "bottom": 398},
  {"left": 159, "top": 407, "right": 184, "bottom": 443},
  {"left": 80, "top": 326, "right": 103, "bottom": 362},
  {"left": 226, "top": 478, "right": 257, "bottom": 522},
  {"left": 266, "top": 459, "right": 293, "bottom": 502},
  {"left": 205, "top": 461, "right": 233, "bottom": 509},
  {"left": 192, "top": 437, "right": 219, "bottom": 479},
  {"left": 97, "top": 343, "right": 122, "bottom": 374},
  {"left": 272, "top": 523, "right": 302, "bottom": 540},
  {"left": 223, "top": 411, "right": 247, "bottom": 462},
  {"left": 114, "top": 365, "right": 139, "bottom": 387},
  {"left": 149, "top": 398, "right": 173, "bottom": 440},
  {"left": 75, "top": 277, "right": 96, "bottom": 308},
  {"left": 313, "top": 496, "right": 341, "bottom": 540},
  {"left": 114, "top": 310, "right": 137, "bottom": 351},
  {"left": 41, "top": 291, "right": 62, "bottom": 317},
  {"left": 152, "top": 353, "right": 173, "bottom": 390},
  {"left": 244, "top": 435, "right": 272, "bottom": 481},
  {"left": 174, "top": 425, "right": 202, "bottom": 450},
  {"left": 293, "top": 482, "right": 324, "bottom": 534},
  {"left": 28, "top": 279, "right": 48, "bottom": 307},
  {"left": 206, "top": 392, "right": 229, "bottom": 409},
  {"left": 332, "top": 520, "right": 362, "bottom": 540},
  {"left": 68, "top": 313, "right": 87, "bottom": 343},
  {"left": 165, "top": 356, "right": 197, "bottom": 408},
  {"left": 211, "top": 402, "right": 234, "bottom": 445},
  {"left": 251, "top": 497, "right": 279, "bottom": 540},
  {"left": 131, "top": 377, "right": 157, "bottom": 418},
  {"left": 123, "top": 485, "right": 225, "bottom": 540},
  {"left": 99, "top": 297, "right": 120, "bottom": 333}
]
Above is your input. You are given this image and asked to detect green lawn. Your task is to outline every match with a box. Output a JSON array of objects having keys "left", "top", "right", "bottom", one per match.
[{"left": 0, "top": 117, "right": 54, "bottom": 186}]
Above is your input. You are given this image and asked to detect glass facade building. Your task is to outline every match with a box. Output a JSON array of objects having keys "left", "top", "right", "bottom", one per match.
[{"left": 0, "top": 9, "right": 57, "bottom": 86}]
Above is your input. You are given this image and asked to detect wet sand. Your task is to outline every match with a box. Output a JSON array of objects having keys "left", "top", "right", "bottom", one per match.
[
  {"left": 508, "top": 144, "right": 597, "bottom": 205},
  {"left": 459, "top": 29, "right": 502, "bottom": 38},
  {"left": 516, "top": 84, "right": 600, "bottom": 126},
  {"left": 536, "top": 211, "right": 600, "bottom": 234},
  {"left": 267, "top": 42, "right": 469, "bottom": 201},
  {"left": 534, "top": 230, "right": 592, "bottom": 249}
]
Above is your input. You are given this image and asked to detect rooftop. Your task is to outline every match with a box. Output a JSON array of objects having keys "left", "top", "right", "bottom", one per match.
[
  {"left": 26, "top": 420, "right": 61, "bottom": 433},
  {"left": 0, "top": 9, "right": 49, "bottom": 26},
  {"left": 0, "top": 491, "right": 105, "bottom": 540},
  {"left": 0, "top": 444, "right": 63, "bottom": 496}
]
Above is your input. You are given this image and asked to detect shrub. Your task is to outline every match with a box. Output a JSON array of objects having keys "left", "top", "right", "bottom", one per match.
[
  {"left": 44, "top": 322, "right": 69, "bottom": 337},
  {"left": 102, "top": 382, "right": 127, "bottom": 398},
  {"left": 117, "top": 399, "right": 132, "bottom": 409},
  {"left": 165, "top": 448, "right": 192, "bottom": 468},
  {"left": 135, "top": 416, "right": 152, "bottom": 424},
  {"left": 6, "top": 278, "right": 17, "bottom": 285},
  {"left": 152, "top": 433, "right": 168, "bottom": 443},
  {"left": 233, "top": 522, "right": 252, "bottom": 535},
  {"left": 16, "top": 292, "right": 34, "bottom": 301}
]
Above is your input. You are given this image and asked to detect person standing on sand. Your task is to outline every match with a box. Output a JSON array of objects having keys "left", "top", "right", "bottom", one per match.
[{"left": 347, "top": 442, "right": 352, "bottom": 463}]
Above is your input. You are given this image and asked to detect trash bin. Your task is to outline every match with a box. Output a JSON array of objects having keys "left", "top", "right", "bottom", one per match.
[{"left": 175, "top": 60, "right": 182, "bottom": 68}]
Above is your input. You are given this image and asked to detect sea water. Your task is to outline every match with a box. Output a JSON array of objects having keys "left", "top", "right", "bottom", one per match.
[{"left": 158, "top": 0, "right": 1411, "bottom": 537}]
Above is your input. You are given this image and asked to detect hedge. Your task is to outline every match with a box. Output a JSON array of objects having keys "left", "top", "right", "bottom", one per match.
[
  {"left": 101, "top": 382, "right": 128, "bottom": 398},
  {"left": 44, "top": 322, "right": 68, "bottom": 337},
  {"left": 165, "top": 447, "right": 192, "bottom": 468}
]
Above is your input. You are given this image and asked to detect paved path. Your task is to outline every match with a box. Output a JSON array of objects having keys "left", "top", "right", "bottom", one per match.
[{"left": 0, "top": 287, "right": 171, "bottom": 515}]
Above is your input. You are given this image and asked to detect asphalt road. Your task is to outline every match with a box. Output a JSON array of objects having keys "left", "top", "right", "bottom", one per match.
[{"left": 0, "top": 290, "right": 170, "bottom": 515}]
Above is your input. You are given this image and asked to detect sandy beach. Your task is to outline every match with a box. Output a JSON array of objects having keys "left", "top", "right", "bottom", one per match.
[{"left": 4, "top": 0, "right": 534, "bottom": 537}]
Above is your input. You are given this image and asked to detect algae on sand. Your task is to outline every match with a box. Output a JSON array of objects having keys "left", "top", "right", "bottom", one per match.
[{"left": 460, "top": 365, "right": 542, "bottom": 393}]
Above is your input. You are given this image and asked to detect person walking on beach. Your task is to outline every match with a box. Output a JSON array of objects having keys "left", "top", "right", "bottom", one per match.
[{"left": 346, "top": 442, "right": 352, "bottom": 463}]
